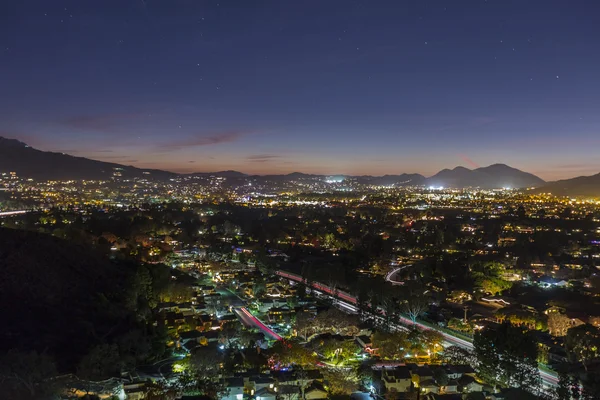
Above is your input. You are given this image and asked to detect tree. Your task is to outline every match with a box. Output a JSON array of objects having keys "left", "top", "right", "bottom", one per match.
[
  {"left": 474, "top": 323, "right": 541, "bottom": 392},
  {"left": 441, "top": 346, "right": 475, "bottom": 365},
  {"left": 319, "top": 338, "right": 360, "bottom": 364},
  {"left": 269, "top": 339, "right": 317, "bottom": 368},
  {"left": 432, "top": 367, "right": 449, "bottom": 386},
  {"left": 402, "top": 295, "right": 428, "bottom": 325},
  {"left": 548, "top": 312, "right": 581, "bottom": 337},
  {"left": 398, "top": 282, "right": 429, "bottom": 324},
  {"left": 77, "top": 344, "right": 122, "bottom": 381},
  {"left": 564, "top": 324, "right": 600, "bottom": 371},
  {"left": 323, "top": 368, "right": 359, "bottom": 397},
  {"left": 310, "top": 308, "right": 359, "bottom": 336},
  {"left": 371, "top": 331, "right": 409, "bottom": 359},
  {"left": 294, "top": 311, "right": 314, "bottom": 339},
  {"left": 0, "top": 350, "right": 58, "bottom": 400},
  {"left": 187, "top": 345, "right": 223, "bottom": 376},
  {"left": 420, "top": 329, "right": 444, "bottom": 355},
  {"left": 554, "top": 371, "right": 576, "bottom": 400}
]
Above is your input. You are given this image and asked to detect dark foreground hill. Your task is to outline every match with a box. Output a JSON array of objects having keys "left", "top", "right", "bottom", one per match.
[{"left": 0, "top": 228, "right": 166, "bottom": 374}]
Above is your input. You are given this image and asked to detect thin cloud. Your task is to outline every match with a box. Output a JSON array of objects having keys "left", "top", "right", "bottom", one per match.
[
  {"left": 0, "top": 131, "right": 50, "bottom": 147},
  {"left": 61, "top": 149, "right": 115, "bottom": 154},
  {"left": 62, "top": 113, "right": 143, "bottom": 132},
  {"left": 554, "top": 163, "right": 598, "bottom": 169},
  {"left": 459, "top": 154, "right": 480, "bottom": 168},
  {"left": 246, "top": 154, "right": 281, "bottom": 163},
  {"left": 159, "top": 131, "right": 245, "bottom": 151}
]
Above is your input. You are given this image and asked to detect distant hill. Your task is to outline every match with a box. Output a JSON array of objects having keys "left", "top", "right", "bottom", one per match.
[
  {"left": 0, "top": 137, "right": 177, "bottom": 180},
  {"left": 187, "top": 170, "right": 248, "bottom": 178},
  {"left": 535, "top": 172, "right": 600, "bottom": 197},
  {"left": 0, "top": 137, "right": 548, "bottom": 188},
  {"left": 356, "top": 173, "right": 426, "bottom": 186},
  {"left": 426, "top": 164, "right": 545, "bottom": 189}
]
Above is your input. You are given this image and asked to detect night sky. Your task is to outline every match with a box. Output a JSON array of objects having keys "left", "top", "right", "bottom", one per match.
[{"left": 1, "top": 1, "right": 599, "bottom": 179}]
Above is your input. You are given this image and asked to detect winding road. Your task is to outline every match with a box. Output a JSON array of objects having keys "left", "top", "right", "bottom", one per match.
[{"left": 384, "top": 265, "right": 411, "bottom": 285}]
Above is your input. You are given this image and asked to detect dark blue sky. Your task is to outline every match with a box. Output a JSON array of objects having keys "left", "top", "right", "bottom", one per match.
[{"left": 1, "top": 0, "right": 599, "bottom": 179}]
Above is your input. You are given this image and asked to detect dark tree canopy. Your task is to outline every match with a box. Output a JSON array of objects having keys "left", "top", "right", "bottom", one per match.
[{"left": 0, "top": 228, "right": 167, "bottom": 373}]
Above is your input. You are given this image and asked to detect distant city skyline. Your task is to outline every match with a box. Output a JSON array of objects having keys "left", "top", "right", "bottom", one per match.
[{"left": 1, "top": 1, "right": 600, "bottom": 180}]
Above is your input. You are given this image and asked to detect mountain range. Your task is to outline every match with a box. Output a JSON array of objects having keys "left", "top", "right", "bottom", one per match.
[
  {"left": 1, "top": 136, "right": 598, "bottom": 194},
  {"left": 532, "top": 173, "right": 600, "bottom": 197}
]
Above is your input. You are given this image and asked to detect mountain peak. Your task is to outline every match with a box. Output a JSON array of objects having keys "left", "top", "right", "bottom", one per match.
[{"left": 427, "top": 164, "right": 544, "bottom": 189}]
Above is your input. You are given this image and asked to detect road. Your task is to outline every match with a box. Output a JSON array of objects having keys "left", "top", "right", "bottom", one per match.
[
  {"left": 234, "top": 307, "right": 283, "bottom": 341},
  {"left": 0, "top": 210, "right": 27, "bottom": 217},
  {"left": 384, "top": 265, "right": 410, "bottom": 285},
  {"left": 136, "top": 355, "right": 185, "bottom": 380},
  {"left": 276, "top": 270, "right": 559, "bottom": 389}
]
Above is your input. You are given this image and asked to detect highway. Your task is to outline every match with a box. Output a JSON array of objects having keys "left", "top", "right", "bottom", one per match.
[
  {"left": 276, "top": 270, "right": 559, "bottom": 389},
  {"left": 234, "top": 307, "right": 282, "bottom": 341}
]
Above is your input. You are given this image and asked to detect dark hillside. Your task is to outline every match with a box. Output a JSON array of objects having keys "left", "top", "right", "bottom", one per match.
[{"left": 0, "top": 227, "right": 165, "bottom": 372}]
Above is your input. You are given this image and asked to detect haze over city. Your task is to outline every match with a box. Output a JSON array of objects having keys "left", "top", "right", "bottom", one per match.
[{"left": 2, "top": 0, "right": 600, "bottom": 179}]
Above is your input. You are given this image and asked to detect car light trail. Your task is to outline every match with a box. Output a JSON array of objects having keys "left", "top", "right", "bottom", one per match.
[
  {"left": 236, "top": 307, "right": 282, "bottom": 341},
  {"left": 0, "top": 210, "right": 27, "bottom": 217}
]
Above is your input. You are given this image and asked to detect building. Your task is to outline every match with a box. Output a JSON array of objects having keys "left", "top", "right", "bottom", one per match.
[{"left": 382, "top": 366, "right": 413, "bottom": 393}]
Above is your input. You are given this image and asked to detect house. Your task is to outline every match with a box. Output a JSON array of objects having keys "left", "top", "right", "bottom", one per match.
[
  {"left": 123, "top": 381, "right": 146, "bottom": 400},
  {"left": 409, "top": 365, "right": 433, "bottom": 387},
  {"left": 382, "top": 366, "right": 413, "bottom": 393},
  {"left": 58, "top": 375, "right": 124, "bottom": 399},
  {"left": 268, "top": 306, "right": 293, "bottom": 322},
  {"left": 222, "top": 377, "right": 244, "bottom": 400},
  {"left": 446, "top": 365, "right": 476, "bottom": 380},
  {"left": 165, "top": 311, "right": 186, "bottom": 328},
  {"left": 423, "top": 394, "right": 463, "bottom": 400},
  {"left": 278, "top": 385, "right": 301, "bottom": 400},
  {"left": 440, "top": 379, "right": 458, "bottom": 394},
  {"left": 180, "top": 329, "right": 220, "bottom": 347},
  {"left": 458, "top": 375, "right": 483, "bottom": 393},
  {"left": 176, "top": 301, "right": 195, "bottom": 315},
  {"left": 254, "top": 387, "right": 278, "bottom": 400},
  {"left": 248, "top": 375, "right": 277, "bottom": 392},
  {"left": 259, "top": 297, "right": 287, "bottom": 313},
  {"left": 219, "top": 313, "right": 238, "bottom": 328},
  {"left": 196, "top": 314, "right": 215, "bottom": 331},
  {"left": 304, "top": 381, "right": 328, "bottom": 399},
  {"left": 419, "top": 378, "right": 439, "bottom": 394}
]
